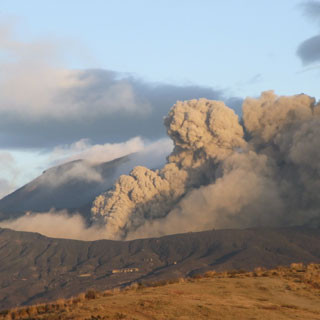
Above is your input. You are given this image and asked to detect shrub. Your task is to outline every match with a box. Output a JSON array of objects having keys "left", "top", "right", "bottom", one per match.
[
  {"left": 102, "top": 290, "right": 114, "bottom": 297},
  {"left": 290, "top": 263, "right": 305, "bottom": 271},
  {"left": 85, "top": 289, "right": 99, "bottom": 300},
  {"left": 26, "top": 305, "right": 38, "bottom": 316},
  {"left": 204, "top": 271, "right": 216, "bottom": 278},
  {"left": 114, "top": 312, "right": 127, "bottom": 319}
]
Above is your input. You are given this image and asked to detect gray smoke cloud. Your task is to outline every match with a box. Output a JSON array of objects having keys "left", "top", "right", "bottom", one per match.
[
  {"left": 297, "top": 1, "right": 320, "bottom": 65},
  {"left": 90, "top": 91, "right": 320, "bottom": 240}
]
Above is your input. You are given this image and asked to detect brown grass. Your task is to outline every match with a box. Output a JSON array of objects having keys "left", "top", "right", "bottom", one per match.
[{"left": 1, "top": 262, "right": 320, "bottom": 319}]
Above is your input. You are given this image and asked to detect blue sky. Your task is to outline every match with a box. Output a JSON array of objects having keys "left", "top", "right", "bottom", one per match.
[
  {"left": 1, "top": 0, "right": 318, "bottom": 96},
  {"left": 0, "top": 0, "right": 320, "bottom": 197}
]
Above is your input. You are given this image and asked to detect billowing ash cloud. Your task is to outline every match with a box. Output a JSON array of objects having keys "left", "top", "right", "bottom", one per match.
[
  {"left": 90, "top": 99, "right": 244, "bottom": 239},
  {"left": 3, "top": 92, "right": 319, "bottom": 241},
  {"left": 89, "top": 91, "right": 320, "bottom": 240},
  {"left": 297, "top": 1, "right": 320, "bottom": 65}
]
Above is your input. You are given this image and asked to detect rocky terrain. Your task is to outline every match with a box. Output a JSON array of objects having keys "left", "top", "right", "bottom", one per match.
[{"left": 1, "top": 226, "right": 320, "bottom": 310}]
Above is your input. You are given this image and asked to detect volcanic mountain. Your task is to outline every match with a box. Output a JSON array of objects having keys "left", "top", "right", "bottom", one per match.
[
  {"left": 0, "top": 144, "right": 169, "bottom": 222},
  {"left": 0, "top": 156, "right": 132, "bottom": 221}
]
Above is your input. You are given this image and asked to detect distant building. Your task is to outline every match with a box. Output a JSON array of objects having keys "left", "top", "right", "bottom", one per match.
[{"left": 112, "top": 268, "right": 139, "bottom": 274}]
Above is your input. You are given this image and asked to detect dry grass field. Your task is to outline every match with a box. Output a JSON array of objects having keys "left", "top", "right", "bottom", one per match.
[{"left": 1, "top": 263, "right": 320, "bottom": 320}]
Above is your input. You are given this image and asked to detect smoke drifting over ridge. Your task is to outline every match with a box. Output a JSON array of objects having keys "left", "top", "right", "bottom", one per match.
[
  {"left": 91, "top": 91, "right": 320, "bottom": 240},
  {"left": 0, "top": 211, "right": 105, "bottom": 241}
]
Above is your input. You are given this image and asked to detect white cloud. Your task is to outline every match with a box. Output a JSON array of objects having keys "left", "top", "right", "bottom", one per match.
[
  {"left": 51, "top": 136, "right": 145, "bottom": 165},
  {"left": 0, "top": 22, "right": 240, "bottom": 149},
  {"left": 0, "top": 152, "right": 19, "bottom": 199},
  {"left": 0, "top": 24, "right": 151, "bottom": 121}
]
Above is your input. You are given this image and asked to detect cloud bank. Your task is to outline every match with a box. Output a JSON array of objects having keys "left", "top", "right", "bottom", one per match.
[{"left": 0, "top": 24, "right": 241, "bottom": 149}]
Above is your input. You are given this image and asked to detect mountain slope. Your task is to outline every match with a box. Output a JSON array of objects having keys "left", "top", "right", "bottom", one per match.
[
  {"left": 0, "top": 156, "right": 133, "bottom": 220},
  {"left": 2, "top": 263, "right": 320, "bottom": 320},
  {"left": 0, "top": 226, "right": 320, "bottom": 310}
]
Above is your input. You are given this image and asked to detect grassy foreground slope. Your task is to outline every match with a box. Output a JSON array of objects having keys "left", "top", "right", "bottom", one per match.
[{"left": 1, "top": 263, "right": 320, "bottom": 320}]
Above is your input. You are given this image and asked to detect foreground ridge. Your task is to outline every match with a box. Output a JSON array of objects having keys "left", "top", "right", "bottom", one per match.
[{"left": 1, "top": 263, "right": 320, "bottom": 320}]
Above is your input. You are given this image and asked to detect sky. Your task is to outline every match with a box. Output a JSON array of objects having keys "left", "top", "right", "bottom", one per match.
[{"left": 0, "top": 0, "right": 320, "bottom": 198}]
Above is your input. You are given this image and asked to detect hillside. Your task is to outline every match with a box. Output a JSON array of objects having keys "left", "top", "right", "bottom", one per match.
[
  {"left": 1, "top": 226, "right": 320, "bottom": 310},
  {"left": 0, "top": 156, "right": 132, "bottom": 220},
  {"left": 1, "top": 263, "right": 320, "bottom": 319}
]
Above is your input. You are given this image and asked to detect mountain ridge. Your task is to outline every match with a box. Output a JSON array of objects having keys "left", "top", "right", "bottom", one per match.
[
  {"left": 0, "top": 226, "right": 320, "bottom": 310},
  {"left": 0, "top": 155, "right": 132, "bottom": 220}
]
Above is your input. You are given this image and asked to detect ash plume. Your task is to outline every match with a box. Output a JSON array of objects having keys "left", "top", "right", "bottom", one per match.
[
  {"left": 91, "top": 91, "right": 320, "bottom": 240},
  {"left": 91, "top": 99, "right": 245, "bottom": 239}
]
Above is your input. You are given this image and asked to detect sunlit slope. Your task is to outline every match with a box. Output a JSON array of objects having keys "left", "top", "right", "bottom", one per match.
[{"left": 1, "top": 263, "right": 320, "bottom": 320}]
